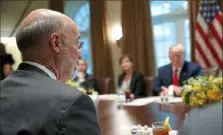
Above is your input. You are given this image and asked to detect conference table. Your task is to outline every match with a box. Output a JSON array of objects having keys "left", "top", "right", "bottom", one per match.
[{"left": 92, "top": 95, "right": 190, "bottom": 135}]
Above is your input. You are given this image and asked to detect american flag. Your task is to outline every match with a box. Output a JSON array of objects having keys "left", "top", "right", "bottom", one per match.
[{"left": 195, "top": 0, "right": 222, "bottom": 69}]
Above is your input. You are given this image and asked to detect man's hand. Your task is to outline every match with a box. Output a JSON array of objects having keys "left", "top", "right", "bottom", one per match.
[
  {"left": 160, "top": 86, "right": 169, "bottom": 96},
  {"left": 173, "top": 86, "right": 182, "bottom": 96}
]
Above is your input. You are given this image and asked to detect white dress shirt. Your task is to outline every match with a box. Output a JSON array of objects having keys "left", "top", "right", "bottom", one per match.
[
  {"left": 169, "top": 66, "right": 183, "bottom": 96},
  {"left": 77, "top": 78, "right": 85, "bottom": 84},
  {"left": 120, "top": 79, "right": 131, "bottom": 91},
  {"left": 172, "top": 67, "right": 182, "bottom": 78},
  {"left": 23, "top": 61, "right": 56, "bottom": 80}
]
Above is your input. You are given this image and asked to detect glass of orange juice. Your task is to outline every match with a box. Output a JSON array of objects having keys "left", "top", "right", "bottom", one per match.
[{"left": 152, "top": 122, "right": 169, "bottom": 135}]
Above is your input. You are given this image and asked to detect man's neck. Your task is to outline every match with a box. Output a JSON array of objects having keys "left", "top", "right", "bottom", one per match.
[
  {"left": 172, "top": 64, "right": 183, "bottom": 69},
  {"left": 23, "top": 59, "right": 59, "bottom": 80}
]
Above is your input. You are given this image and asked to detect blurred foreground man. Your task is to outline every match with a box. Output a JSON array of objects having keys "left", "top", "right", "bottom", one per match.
[
  {"left": 178, "top": 103, "right": 222, "bottom": 135},
  {"left": 0, "top": 9, "right": 101, "bottom": 135},
  {"left": 153, "top": 44, "right": 201, "bottom": 96}
]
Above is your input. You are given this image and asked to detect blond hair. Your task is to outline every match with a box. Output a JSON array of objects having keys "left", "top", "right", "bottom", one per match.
[{"left": 169, "top": 43, "right": 185, "bottom": 53}]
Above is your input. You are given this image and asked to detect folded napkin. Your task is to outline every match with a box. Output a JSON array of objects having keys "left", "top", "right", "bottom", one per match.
[{"left": 98, "top": 94, "right": 119, "bottom": 100}]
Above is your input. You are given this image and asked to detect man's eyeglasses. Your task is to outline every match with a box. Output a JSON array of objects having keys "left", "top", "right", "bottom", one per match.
[{"left": 59, "top": 35, "right": 83, "bottom": 49}]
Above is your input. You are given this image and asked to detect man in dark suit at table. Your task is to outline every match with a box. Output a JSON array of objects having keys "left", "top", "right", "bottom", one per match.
[
  {"left": 178, "top": 103, "right": 222, "bottom": 135},
  {"left": 153, "top": 44, "right": 202, "bottom": 96},
  {"left": 74, "top": 59, "right": 99, "bottom": 93},
  {"left": 0, "top": 9, "right": 100, "bottom": 135}
]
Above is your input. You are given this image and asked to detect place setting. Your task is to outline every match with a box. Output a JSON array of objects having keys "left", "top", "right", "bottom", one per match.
[{"left": 130, "top": 117, "right": 178, "bottom": 135}]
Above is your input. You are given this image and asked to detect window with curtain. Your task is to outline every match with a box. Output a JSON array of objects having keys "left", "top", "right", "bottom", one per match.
[
  {"left": 64, "top": 1, "right": 92, "bottom": 74},
  {"left": 150, "top": 1, "right": 191, "bottom": 68}
]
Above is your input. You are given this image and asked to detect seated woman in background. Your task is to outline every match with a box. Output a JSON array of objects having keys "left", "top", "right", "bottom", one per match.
[
  {"left": 118, "top": 55, "right": 144, "bottom": 98},
  {"left": 74, "top": 59, "right": 99, "bottom": 94}
]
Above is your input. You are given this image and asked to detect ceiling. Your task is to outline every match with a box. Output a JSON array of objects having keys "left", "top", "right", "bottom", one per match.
[{"left": 0, "top": 0, "right": 48, "bottom": 37}]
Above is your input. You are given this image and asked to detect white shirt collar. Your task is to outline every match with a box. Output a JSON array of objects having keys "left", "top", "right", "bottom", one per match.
[
  {"left": 23, "top": 61, "right": 57, "bottom": 80},
  {"left": 172, "top": 66, "right": 182, "bottom": 77},
  {"left": 172, "top": 67, "right": 181, "bottom": 71}
]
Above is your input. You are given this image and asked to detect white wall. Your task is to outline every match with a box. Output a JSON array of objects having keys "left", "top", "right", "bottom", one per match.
[
  {"left": 1, "top": 0, "right": 49, "bottom": 37},
  {"left": 1, "top": 37, "right": 21, "bottom": 70},
  {"left": 1, "top": 0, "right": 123, "bottom": 88},
  {"left": 1, "top": 0, "right": 48, "bottom": 70}
]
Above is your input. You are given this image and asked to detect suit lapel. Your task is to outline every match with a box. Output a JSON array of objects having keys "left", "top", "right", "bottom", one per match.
[
  {"left": 130, "top": 72, "right": 135, "bottom": 90},
  {"left": 119, "top": 73, "right": 125, "bottom": 86},
  {"left": 180, "top": 62, "right": 187, "bottom": 85},
  {"left": 85, "top": 73, "right": 90, "bottom": 80},
  {"left": 168, "top": 64, "right": 173, "bottom": 84}
]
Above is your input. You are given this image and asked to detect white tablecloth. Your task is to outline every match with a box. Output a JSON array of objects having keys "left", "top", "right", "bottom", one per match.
[
  {"left": 89, "top": 94, "right": 183, "bottom": 106},
  {"left": 123, "top": 97, "right": 182, "bottom": 106}
]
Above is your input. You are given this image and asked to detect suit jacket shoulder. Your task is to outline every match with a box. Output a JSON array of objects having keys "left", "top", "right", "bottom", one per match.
[
  {"left": 184, "top": 61, "right": 200, "bottom": 69},
  {"left": 118, "top": 71, "right": 143, "bottom": 83},
  {"left": 178, "top": 103, "right": 222, "bottom": 135},
  {"left": 182, "top": 61, "right": 201, "bottom": 77},
  {"left": 157, "top": 64, "right": 171, "bottom": 76},
  {"left": 0, "top": 65, "right": 100, "bottom": 135},
  {"left": 118, "top": 72, "right": 124, "bottom": 86},
  {"left": 133, "top": 71, "right": 144, "bottom": 77}
]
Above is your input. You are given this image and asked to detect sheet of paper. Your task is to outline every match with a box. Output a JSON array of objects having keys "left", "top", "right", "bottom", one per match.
[
  {"left": 153, "top": 97, "right": 182, "bottom": 104},
  {"left": 123, "top": 97, "right": 182, "bottom": 106},
  {"left": 98, "top": 94, "right": 119, "bottom": 100},
  {"left": 90, "top": 94, "right": 183, "bottom": 105},
  {"left": 170, "top": 97, "right": 182, "bottom": 103}
]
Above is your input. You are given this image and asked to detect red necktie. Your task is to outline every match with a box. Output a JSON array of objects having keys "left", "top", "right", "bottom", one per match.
[{"left": 173, "top": 69, "right": 179, "bottom": 86}]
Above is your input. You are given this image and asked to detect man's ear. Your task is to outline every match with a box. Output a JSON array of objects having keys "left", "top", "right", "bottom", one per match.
[{"left": 50, "top": 33, "right": 61, "bottom": 53}]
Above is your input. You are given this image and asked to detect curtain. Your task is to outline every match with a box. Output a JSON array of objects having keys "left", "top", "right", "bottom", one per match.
[
  {"left": 220, "top": 0, "right": 223, "bottom": 11},
  {"left": 121, "top": 0, "right": 155, "bottom": 76},
  {"left": 188, "top": 0, "right": 200, "bottom": 62},
  {"left": 90, "top": 0, "right": 114, "bottom": 92},
  {"left": 48, "top": 0, "right": 64, "bottom": 13}
]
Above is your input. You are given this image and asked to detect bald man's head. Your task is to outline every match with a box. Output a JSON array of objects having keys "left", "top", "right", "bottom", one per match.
[
  {"left": 16, "top": 9, "right": 81, "bottom": 81},
  {"left": 16, "top": 9, "right": 78, "bottom": 52}
]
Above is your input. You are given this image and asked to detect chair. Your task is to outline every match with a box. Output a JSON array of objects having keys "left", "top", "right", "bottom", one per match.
[
  {"left": 202, "top": 67, "right": 219, "bottom": 76},
  {"left": 96, "top": 77, "right": 111, "bottom": 94},
  {"left": 144, "top": 76, "right": 155, "bottom": 97}
]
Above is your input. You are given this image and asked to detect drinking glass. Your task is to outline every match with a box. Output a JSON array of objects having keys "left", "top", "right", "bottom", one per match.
[{"left": 152, "top": 122, "right": 169, "bottom": 135}]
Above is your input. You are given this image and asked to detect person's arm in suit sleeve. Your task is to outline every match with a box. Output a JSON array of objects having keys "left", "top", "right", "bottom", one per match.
[
  {"left": 58, "top": 94, "right": 101, "bottom": 135},
  {"left": 191, "top": 65, "right": 202, "bottom": 77},
  {"left": 87, "top": 76, "right": 98, "bottom": 91},
  {"left": 134, "top": 73, "right": 145, "bottom": 98},
  {"left": 90, "top": 77, "right": 99, "bottom": 92},
  {"left": 74, "top": 77, "right": 78, "bottom": 82},
  {"left": 153, "top": 75, "right": 162, "bottom": 96}
]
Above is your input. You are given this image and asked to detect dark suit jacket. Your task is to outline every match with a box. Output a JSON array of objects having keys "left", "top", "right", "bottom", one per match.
[
  {"left": 178, "top": 103, "right": 222, "bottom": 135},
  {"left": 0, "top": 63, "right": 101, "bottom": 135},
  {"left": 118, "top": 71, "right": 144, "bottom": 98},
  {"left": 153, "top": 61, "right": 201, "bottom": 96},
  {"left": 74, "top": 73, "right": 98, "bottom": 92}
]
